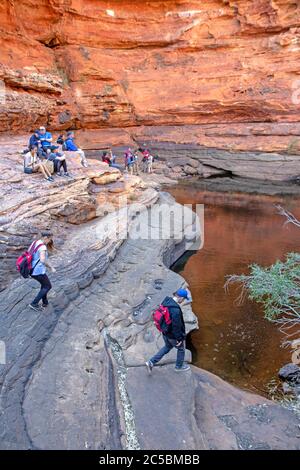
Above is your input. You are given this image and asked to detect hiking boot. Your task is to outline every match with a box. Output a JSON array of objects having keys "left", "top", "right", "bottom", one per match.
[
  {"left": 64, "top": 172, "right": 72, "bottom": 178},
  {"left": 56, "top": 172, "right": 63, "bottom": 177},
  {"left": 145, "top": 360, "right": 153, "bottom": 375},
  {"left": 41, "top": 303, "right": 49, "bottom": 309},
  {"left": 47, "top": 177, "right": 54, "bottom": 182},
  {"left": 81, "top": 161, "right": 88, "bottom": 168},
  {"left": 29, "top": 304, "right": 43, "bottom": 312},
  {"left": 175, "top": 364, "right": 191, "bottom": 372}
]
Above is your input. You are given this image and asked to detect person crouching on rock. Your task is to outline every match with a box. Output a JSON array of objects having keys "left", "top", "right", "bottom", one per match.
[
  {"left": 48, "top": 145, "right": 71, "bottom": 178},
  {"left": 29, "top": 231, "right": 56, "bottom": 312},
  {"left": 146, "top": 289, "right": 191, "bottom": 374}
]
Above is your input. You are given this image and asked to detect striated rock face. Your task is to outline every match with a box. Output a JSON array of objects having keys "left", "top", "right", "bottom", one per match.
[
  {"left": 0, "top": 192, "right": 299, "bottom": 450},
  {"left": 0, "top": 0, "right": 300, "bottom": 153},
  {"left": 0, "top": 135, "right": 150, "bottom": 291}
]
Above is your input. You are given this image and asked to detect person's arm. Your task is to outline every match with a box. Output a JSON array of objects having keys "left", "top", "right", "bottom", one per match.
[
  {"left": 40, "top": 250, "right": 56, "bottom": 273},
  {"left": 45, "top": 133, "right": 53, "bottom": 143},
  {"left": 170, "top": 307, "right": 185, "bottom": 344}
]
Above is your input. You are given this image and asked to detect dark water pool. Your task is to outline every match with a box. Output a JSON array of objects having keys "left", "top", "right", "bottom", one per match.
[{"left": 169, "top": 186, "right": 300, "bottom": 397}]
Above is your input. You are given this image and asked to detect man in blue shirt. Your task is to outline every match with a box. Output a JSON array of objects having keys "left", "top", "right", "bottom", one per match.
[
  {"left": 39, "top": 126, "right": 53, "bottom": 150},
  {"left": 64, "top": 131, "right": 88, "bottom": 168}
]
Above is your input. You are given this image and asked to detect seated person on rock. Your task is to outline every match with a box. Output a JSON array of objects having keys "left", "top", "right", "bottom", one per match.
[
  {"left": 38, "top": 126, "right": 53, "bottom": 151},
  {"left": 47, "top": 146, "right": 71, "bottom": 177},
  {"left": 23, "top": 148, "right": 54, "bottom": 183},
  {"left": 64, "top": 131, "right": 88, "bottom": 168},
  {"left": 102, "top": 150, "right": 122, "bottom": 171},
  {"left": 102, "top": 151, "right": 111, "bottom": 165},
  {"left": 28, "top": 130, "right": 41, "bottom": 151},
  {"left": 108, "top": 149, "right": 122, "bottom": 170},
  {"left": 56, "top": 134, "right": 65, "bottom": 146}
]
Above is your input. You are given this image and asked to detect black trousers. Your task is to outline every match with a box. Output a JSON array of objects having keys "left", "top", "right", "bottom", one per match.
[
  {"left": 31, "top": 274, "right": 52, "bottom": 306},
  {"left": 57, "top": 159, "right": 67, "bottom": 173}
]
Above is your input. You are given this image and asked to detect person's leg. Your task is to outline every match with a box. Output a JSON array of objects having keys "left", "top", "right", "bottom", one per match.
[
  {"left": 174, "top": 341, "right": 185, "bottom": 369},
  {"left": 42, "top": 163, "right": 52, "bottom": 177},
  {"left": 78, "top": 149, "right": 88, "bottom": 167},
  {"left": 109, "top": 163, "right": 122, "bottom": 170},
  {"left": 31, "top": 274, "right": 52, "bottom": 306},
  {"left": 60, "top": 159, "right": 67, "bottom": 173},
  {"left": 51, "top": 159, "right": 58, "bottom": 174},
  {"left": 38, "top": 163, "right": 52, "bottom": 180},
  {"left": 41, "top": 275, "right": 52, "bottom": 306},
  {"left": 149, "top": 336, "right": 173, "bottom": 365},
  {"left": 37, "top": 163, "right": 48, "bottom": 180}
]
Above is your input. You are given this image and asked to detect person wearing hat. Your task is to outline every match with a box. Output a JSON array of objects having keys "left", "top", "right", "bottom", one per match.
[
  {"left": 38, "top": 126, "right": 53, "bottom": 150},
  {"left": 29, "top": 231, "right": 56, "bottom": 312},
  {"left": 145, "top": 289, "right": 191, "bottom": 373},
  {"left": 64, "top": 131, "right": 88, "bottom": 168},
  {"left": 47, "top": 145, "right": 70, "bottom": 177}
]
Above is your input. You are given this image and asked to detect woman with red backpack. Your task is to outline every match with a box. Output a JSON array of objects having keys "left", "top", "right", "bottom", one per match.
[{"left": 26, "top": 231, "right": 56, "bottom": 312}]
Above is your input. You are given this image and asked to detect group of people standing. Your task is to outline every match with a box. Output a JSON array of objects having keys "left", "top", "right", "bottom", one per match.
[
  {"left": 23, "top": 127, "right": 88, "bottom": 182},
  {"left": 124, "top": 147, "right": 154, "bottom": 175},
  {"left": 101, "top": 147, "right": 154, "bottom": 175}
]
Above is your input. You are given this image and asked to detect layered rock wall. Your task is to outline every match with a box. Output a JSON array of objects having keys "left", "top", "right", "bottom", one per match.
[{"left": 1, "top": 1, "right": 300, "bottom": 152}]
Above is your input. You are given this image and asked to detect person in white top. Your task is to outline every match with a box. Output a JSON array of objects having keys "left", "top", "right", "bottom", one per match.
[
  {"left": 29, "top": 231, "right": 56, "bottom": 312},
  {"left": 23, "top": 148, "right": 54, "bottom": 182}
]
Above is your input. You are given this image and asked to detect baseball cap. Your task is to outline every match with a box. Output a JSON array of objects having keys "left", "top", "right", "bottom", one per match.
[{"left": 176, "top": 289, "right": 190, "bottom": 300}]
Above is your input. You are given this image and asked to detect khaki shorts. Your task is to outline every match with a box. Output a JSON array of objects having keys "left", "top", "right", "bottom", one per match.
[{"left": 43, "top": 160, "right": 54, "bottom": 174}]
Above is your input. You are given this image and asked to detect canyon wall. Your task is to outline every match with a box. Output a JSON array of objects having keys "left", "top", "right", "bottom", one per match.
[{"left": 1, "top": 0, "right": 300, "bottom": 151}]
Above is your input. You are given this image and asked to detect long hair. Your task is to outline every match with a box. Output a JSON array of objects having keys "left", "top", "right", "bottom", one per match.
[{"left": 39, "top": 231, "right": 54, "bottom": 252}]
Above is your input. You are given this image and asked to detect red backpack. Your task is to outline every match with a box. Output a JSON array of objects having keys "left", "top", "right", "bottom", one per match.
[
  {"left": 153, "top": 305, "right": 172, "bottom": 334},
  {"left": 16, "top": 241, "right": 44, "bottom": 279}
]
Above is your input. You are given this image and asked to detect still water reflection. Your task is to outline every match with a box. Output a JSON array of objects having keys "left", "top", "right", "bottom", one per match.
[{"left": 170, "top": 186, "right": 300, "bottom": 396}]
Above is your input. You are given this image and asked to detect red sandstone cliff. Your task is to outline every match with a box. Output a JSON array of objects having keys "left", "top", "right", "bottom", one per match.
[{"left": 0, "top": 1, "right": 300, "bottom": 151}]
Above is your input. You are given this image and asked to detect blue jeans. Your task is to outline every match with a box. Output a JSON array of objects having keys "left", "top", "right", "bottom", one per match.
[
  {"left": 150, "top": 335, "right": 185, "bottom": 369},
  {"left": 109, "top": 163, "right": 122, "bottom": 170}
]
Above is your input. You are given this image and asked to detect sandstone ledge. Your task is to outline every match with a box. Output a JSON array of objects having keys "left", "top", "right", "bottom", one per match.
[{"left": 0, "top": 189, "right": 299, "bottom": 450}]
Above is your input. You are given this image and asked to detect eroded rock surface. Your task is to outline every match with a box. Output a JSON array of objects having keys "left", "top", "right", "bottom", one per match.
[
  {"left": 0, "top": 189, "right": 299, "bottom": 450},
  {"left": 1, "top": 1, "right": 300, "bottom": 154},
  {"left": 0, "top": 135, "right": 149, "bottom": 290}
]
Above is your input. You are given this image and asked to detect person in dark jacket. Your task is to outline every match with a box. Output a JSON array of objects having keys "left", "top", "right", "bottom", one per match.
[
  {"left": 29, "top": 130, "right": 41, "bottom": 151},
  {"left": 146, "top": 289, "right": 191, "bottom": 373},
  {"left": 48, "top": 146, "right": 70, "bottom": 177}
]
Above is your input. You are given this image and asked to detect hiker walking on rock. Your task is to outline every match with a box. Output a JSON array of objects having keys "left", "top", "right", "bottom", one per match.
[
  {"left": 146, "top": 289, "right": 191, "bottom": 373},
  {"left": 28, "top": 231, "right": 56, "bottom": 312}
]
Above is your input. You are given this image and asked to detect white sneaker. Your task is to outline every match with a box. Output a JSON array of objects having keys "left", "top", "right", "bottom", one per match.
[
  {"left": 145, "top": 361, "right": 154, "bottom": 375},
  {"left": 175, "top": 364, "right": 190, "bottom": 372}
]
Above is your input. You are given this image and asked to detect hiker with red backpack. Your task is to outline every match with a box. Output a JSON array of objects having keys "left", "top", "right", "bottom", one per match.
[
  {"left": 146, "top": 289, "right": 191, "bottom": 373},
  {"left": 17, "top": 231, "right": 56, "bottom": 312}
]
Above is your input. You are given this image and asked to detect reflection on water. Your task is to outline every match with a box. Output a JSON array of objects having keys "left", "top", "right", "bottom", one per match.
[{"left": 170, "top": 186, "right": 300, "bottom": 397}]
